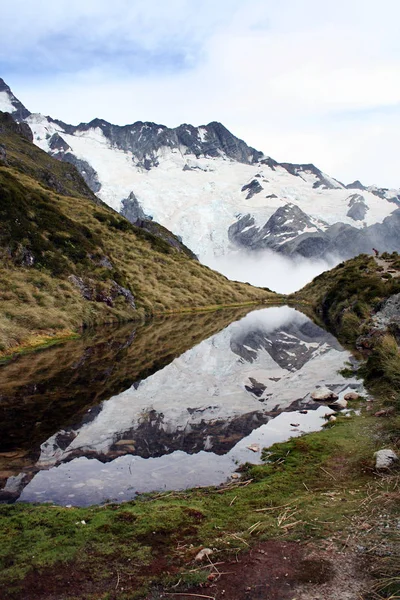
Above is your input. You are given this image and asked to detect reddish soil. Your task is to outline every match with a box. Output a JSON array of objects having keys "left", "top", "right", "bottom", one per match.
[{"left": 152, "top": 541, "right": 373, "bottom": 600}]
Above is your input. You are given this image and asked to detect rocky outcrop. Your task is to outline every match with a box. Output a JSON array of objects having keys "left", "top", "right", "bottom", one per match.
[
  {"left": 347, "top": 194, "right": 369, "bottom": 221},
  {"left": 346, "top": 180, "right": 366, "bottom": 191},
  {"left": 241, "top": 179, "right": 263, "bottom": 199},
  {"left": 60, "top": 153, "right": 101, "bottom": 193},
  {"left": 120, "top": 192, "right": 148, "bottom": 223},
  {"left": 0, "top": 111, "right": 33, "bottom": 142},
  {"left": 68, "top": 275, "right": 135, "bottom": 308},
  {"left": 48, "top": 132, "right": 71, "bottom": 153},
  {"left": 278, "top": 162, "right": 343, "bottom": 190},
  {"left": 0, "top": 78, "right": 31, "bottom": 121},
  {"left": 372, "top": 293, "right": 400, "bottom": 331},
  {"left": 230, "top": 203, "right": 400, "bottom": 260},
  {"left": 229, "top": 204, "right": 327, "bottom": 255},
  {"left": 0, "top": 143, "right": 6, "bottom": 163}
]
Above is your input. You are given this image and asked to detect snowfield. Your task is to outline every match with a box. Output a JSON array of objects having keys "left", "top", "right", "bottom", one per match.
[{"left": 26, "top": 113, "right": 399, "bottom": 261}]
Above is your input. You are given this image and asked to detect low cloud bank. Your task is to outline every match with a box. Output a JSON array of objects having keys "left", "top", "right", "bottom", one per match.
[{"left": 205, "top": 249, "right": 339, "bottom": 294}]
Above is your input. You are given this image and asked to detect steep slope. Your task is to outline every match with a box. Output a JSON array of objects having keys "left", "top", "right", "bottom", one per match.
[
  {"left": 0, "top": 111, "right": 274, "bottom": 355},
  {"left": 292, "top": 252, "right": 400, "bottom": 424},
  {"left": 292, "top": 252, "right": 400, "bottom": 344},
  {"left": 2, "top": 77, "right": 399, "bottom": 262}
]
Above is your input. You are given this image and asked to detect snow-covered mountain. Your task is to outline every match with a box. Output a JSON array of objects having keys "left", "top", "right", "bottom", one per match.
[{"left": 2, "top": 77, "right": 400, "bottom": 263}]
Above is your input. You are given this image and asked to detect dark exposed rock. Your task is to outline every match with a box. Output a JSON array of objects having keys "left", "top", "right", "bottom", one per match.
[
  {"left": 0, "top": 78, "right": 31, "bottom": 121},
  {"left": 259, "top": 156, "right": 279, "bottom": 170},
  {"left": 241, "top": 179, "right": 263, "bottom": 199},
  {"left": 346, "top": 194, "right": 369, "bottom": 221},
  {"left": 245, "top": 377, "right": 267, "bottom": 397},
  {"left": 228, "top": 214, "right": 257, "bottom": 246},
  {"left": 278, "top": 163, "right": 343, "bottom": 190},
  {"left": 134, "top": 219, "right": 198, "bottom": 259},
  {"left": 42, "top": 119, "right": 263, "bottom": 170},
  {"left": 0, "top": 143, "right": 6, "bottom": 163},
  {"left": 58, "top": 152, "right": 101, "bottom": 193},
  {"left": 346, "top": 180, "right": 366, "bottom": 191},
  {"left": 229, "top": 204, "right": 327, "bottom": 254},
  {"left": 48, "top": 132, "right": 71, "bottom": 153},
  {"left": 68, "top": 275, "right": 94, "bottom": 301},
  {"left": 120, "top": 192, "right": 148, "bottom": 223},
  {"left": 111, "top": 281, "right": 136, "bottom": 309},
  {"left": 20, "top": 247, "right": 35, "bottom": 267},
  {"left": 90, "top": 254, "right": 113, "bottom": 269},
  {"left": 0, "top": 111, "right": 33, "bottom": 141},
  {"left": 68, "top": 275, "right": 136, "bottom": 308}
]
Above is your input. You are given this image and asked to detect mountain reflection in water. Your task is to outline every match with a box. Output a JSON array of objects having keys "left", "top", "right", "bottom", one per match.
[{"left": 0, "top": 306, "right": 364, "bottom": 506}]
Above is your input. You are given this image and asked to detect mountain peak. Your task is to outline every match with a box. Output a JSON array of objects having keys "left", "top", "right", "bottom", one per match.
[{"left": 0, "top": 77, "right": 31, "bottom": 121}]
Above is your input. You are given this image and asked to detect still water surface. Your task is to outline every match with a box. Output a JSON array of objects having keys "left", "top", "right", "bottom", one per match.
[{"left": 0, "top": 306, "right": 364, "bottom": 506}]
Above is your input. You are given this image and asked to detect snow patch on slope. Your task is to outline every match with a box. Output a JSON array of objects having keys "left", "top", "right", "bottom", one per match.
[{"left": 0, "top": 91, "right": 16, "bottom": 114}]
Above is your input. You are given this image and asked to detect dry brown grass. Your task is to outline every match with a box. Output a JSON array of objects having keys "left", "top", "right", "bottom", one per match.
[{"left": 0, "top": 165, "right": 276, "bottom": 355}]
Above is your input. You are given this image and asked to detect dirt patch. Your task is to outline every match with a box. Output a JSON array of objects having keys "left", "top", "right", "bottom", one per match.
[{"left": 156, "top": 541, "right": 373, "bottom": 600}]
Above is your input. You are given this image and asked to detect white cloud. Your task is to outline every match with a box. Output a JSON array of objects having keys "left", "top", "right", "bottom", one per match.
[
  {"left": 2, "top": 0, "right": 400, "bottom": 186},
  {"left": 205, "top": 250, "right": 338, "bottom": 294}
]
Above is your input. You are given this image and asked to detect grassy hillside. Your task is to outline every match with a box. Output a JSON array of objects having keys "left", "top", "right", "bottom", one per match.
[
  {"left": 292, "top": 252, "right": 400, "bottom": 411},
  {"left": 0, "top": 112, "right": 275, "bottom": 355},
  {"left": 292, "top": 253, "right": 400, "bottom": 341}
]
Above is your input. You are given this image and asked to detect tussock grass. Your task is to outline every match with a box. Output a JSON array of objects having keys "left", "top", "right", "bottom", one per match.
[{"left": 0, "top": 117, "right": 276, "bottom": 354}]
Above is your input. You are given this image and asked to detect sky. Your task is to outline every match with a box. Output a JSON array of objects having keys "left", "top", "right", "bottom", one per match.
[{"left": 1, "top": 0, "right": 400, "bottom": 187}]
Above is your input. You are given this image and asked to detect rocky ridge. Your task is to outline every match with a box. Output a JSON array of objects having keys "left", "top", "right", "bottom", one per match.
[{"left": 1, "top": 78, "right": 400, "bottom": 262}]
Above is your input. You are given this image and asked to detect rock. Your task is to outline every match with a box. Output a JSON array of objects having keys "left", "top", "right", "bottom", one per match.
[
  {"left": 0, "top": 143, "right": 6, "bottom": 163},
  {"left": 374, "top": 449, "right": 399, "bottom": 470},
  {"left": 61, "top": 153, "right": 102, "bottom": 193},
  {"left": 329, "top": 397, "right": 348, "bottom": 410},
  {"left": 90, "top": 254, "right": 113, "bottom": 269},
  {"left": 247, "top": 444, "right": 260, "bottom": 452},
  {"left": 346, "top": 194, "right": 369, "bottom": 221},
  {"left": 290, "top": 423, "right": 300, "bottom": 427},
  {"left": 68, "top": 275, "right": 94, "bottom": 301},
  {"left": 344, "top": 392, "right": 360, "bottom": 401},
  {"left": 311, "top": 387, "right": 339, "bottom": 401},
  {"left": 241, "top": 179, "right": 263, "bottom": 200},
  {"left": 67, "top": 276, "right": 135, "bottom": 309},
  {"left": 111, "top": 281, "right": 136, "bottom": 309},
  {"left": 120, "top": 191, "right": 147, "bottom": 223},
  {"left": 329, "top": 416, "right": 337, "bottom": 423},
  {"left": 48, "top": 132, "right": 71, "bottom": 153},
  {"left": 374, "top": 407, "right": 395, "bottom": 417},
  {"left": 373, "top": 293, "right": 400, "bottom": 331},
  {"left": 231, "top": 473, "right": 240, "bottom": 479},
  {"left": 195, "top": 548, "right": 213, "bottom": 561},
  {"left": 299, "top": 410, "right": 308, "bottom": 414}
]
